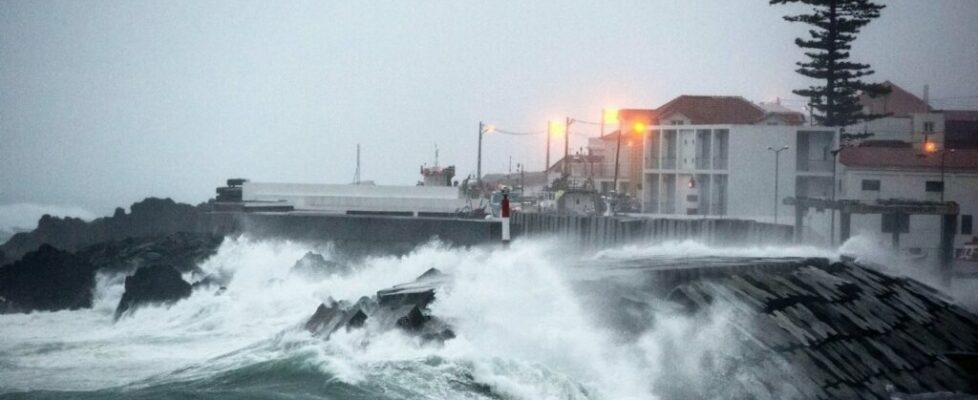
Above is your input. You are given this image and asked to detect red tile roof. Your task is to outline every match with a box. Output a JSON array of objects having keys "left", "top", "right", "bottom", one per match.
[
  {"left": 859, "top": 81, "right": 930, "bottom": 117},
  {"left": 839, "top": 146, "right": 978, "bottom": 170},
  {"left": 656, "top": 95, "right": 766, "bottom": 125}
]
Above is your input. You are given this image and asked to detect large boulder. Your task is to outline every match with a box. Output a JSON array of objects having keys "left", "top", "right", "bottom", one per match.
[
  {"left": 305, "top": 268, "right": 454, "bottom": 342},
  {"left": 0, "top": 197, "right": 206, "bottom": 263},
  {"left": 0, "top": 244, "right": 97, "bottom": 314},
  {"left": 290, "top": 251, "right": 349, "bottom": 279},
  {"left": 77, "top": 232, "right": 222, "bottom": 274},
  {"left": 115, "top": 264, "right": 192, "bottom": 319}
]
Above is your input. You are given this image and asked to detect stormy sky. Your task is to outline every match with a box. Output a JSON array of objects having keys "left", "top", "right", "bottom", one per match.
[{"left": 1, "top": 0, "right": 977, "bottom": 220}]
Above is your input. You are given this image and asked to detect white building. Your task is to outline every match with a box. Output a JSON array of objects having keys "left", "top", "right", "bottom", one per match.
[
  {"left": 240, "top": 182, "right": 470, "bottom": 216},
  {"left": 837, "top": 146, "right": 978, "bottom": 261},
  {"left": 633, "top": 96, "right": 832, "bottom": 226}
]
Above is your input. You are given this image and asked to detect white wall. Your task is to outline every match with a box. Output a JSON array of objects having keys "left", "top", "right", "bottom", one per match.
[
  {"left": 725, "top": 125, "right": 799, "bottom": 223},
  {"left": 847, "top": 116, "right": 913, "bottom": 142},
  {"left": 839, "top": 168, "right": 978, "bottom": 261},
  {"left": 242, "top": 182, "right": 468, "bottom": 214}
]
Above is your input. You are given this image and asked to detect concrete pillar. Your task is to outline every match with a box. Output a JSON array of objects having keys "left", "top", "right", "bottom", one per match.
[
  {"left": 794, "top": 206, "right": 804, "bottom": 244},
  {"left": 890, "top": 213, "right": 902, "bottom": 250},
  {"left": 941, "top": 214, "right": 957, "bottom": 287},
  {"left": 840, "top": 212, "right": 851, "bottom": 243}
]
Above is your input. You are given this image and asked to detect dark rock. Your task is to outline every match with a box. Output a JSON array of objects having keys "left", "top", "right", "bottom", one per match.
[
  {"left": 344, "top": 309, "right": 368, "bottom": 329},
  {"left": 304, "top": 269, "right": 456, "bottom": 344},
  {"left": 415, "top": 267, "right": 445, "bottom": 281},
  {"left": 421, "top": 328, "right": 456, "bottom": 342},
  {"left": 376, "top": 268, "right": 447, "bottom": 308},
  {"left": 305, "top": 298, "right": 373, "bottom": 337},
  {"left": 290, "top": 251, "right": 349, "bottom": 278},
  {"left": 77, "top": 232, "right": 222, "bottom": 274},
  {"left": 396, "top": 305, "right": 429, "bottom": 331},
  {"left": 0, "top": 244, "right": 97, "bottom": 314},
  {"left": 1, "top": 197, "right": 207, "bottom": 263},
  {"left": 190, "top": 274, "right": 227, "bottom": 290},
  {"left": 115, "top": 264, "right": 192, "bottom": 319}
]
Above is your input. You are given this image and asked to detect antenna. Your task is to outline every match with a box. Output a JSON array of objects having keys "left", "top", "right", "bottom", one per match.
[
  {"left": 923, "top": 84, "right": 930, "bottom": 109},
  {"left": 353, "top": 144, "right": 361, "bottom": 185}
]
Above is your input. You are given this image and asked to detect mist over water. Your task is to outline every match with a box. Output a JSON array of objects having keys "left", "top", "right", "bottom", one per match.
[{"left": 0, "top": 235, "right": 969, "bottom": 399}]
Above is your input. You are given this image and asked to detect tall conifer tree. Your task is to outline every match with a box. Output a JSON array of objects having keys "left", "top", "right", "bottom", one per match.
[{"left": 771, "top": 0, "right": 890, "bottom": 139}]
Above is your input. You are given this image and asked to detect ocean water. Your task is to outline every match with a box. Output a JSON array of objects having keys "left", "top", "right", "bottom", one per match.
[{"left": 0, "top": 236, "right": 947, "bottom": 399}]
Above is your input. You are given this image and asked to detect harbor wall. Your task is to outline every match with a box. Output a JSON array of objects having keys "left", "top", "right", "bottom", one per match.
[
  {"left": 511, "top": 213, "right": 793, "bottom": 247},
  {"left": 200, "top": 211, "right": 792, "bottom": 254}
]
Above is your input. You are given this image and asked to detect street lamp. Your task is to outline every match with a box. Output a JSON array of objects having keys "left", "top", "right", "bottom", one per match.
[
  {"left": 767, "top": 145, "right": 789, "bottom": 224},
  {"left": 613, "top": 121, "right": 646, "bottom": 195},
  {"left": 477, "top": 122, "right": 494, "bottom": 188},
  {"left": 546, "top": 120, "right": 565, "bottom": 173},
  {"left": 564, "top": 117, "right": 575, "bottom": 177},
  {"left": 921, "top": 138, "right": 956, "bottom": 202}
]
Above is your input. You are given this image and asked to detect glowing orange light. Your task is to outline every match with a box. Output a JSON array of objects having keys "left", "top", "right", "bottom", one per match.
[
  {"left": 484, "top": 124, "right": 495, "bottom": 133},
  {"left": 632, "top": 122, "right": 647, "bottom": 134},
  {"left": 549, "top": 120, "right": 566, "bottom": 135},
  {"left": 603, "top": 108, "right": 620, "bottom": 124},
  {"left": 923, "top": 140, "right": 938, "bottom": 154}
]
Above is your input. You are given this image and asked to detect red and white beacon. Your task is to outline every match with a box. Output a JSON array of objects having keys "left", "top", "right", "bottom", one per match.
[{"left": 501, "top": 189, "right": 511, "bottom": 248}]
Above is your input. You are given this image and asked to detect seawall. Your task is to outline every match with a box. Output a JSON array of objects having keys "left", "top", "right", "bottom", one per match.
[{"left": 200, "top": 211, "right": 793, "bottom": 254}]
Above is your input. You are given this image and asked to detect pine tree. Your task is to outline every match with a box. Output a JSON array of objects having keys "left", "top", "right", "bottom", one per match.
[{"left": 771, "top": 0, "right": 890, "bottom": 139}]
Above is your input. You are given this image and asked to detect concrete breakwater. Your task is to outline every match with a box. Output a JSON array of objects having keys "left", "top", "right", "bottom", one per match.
[
  {"left": 202, "top": 212, "right": 500, "bottom": 255},
  {"left": 511, "top": 212, "right": 793, "bottom": 247},
  {"left": 201, "top": 211, "right": 792, "bottom": 252}
]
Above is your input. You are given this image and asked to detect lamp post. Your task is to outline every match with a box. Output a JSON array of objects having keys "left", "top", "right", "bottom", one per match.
[
  {"left": 768, "top": 145, "right": 789, "bottom": 224},
  {"left": 564, "top": 117, "right": 575, "bottom": 178},
  {"left": 614, "top": 121, "right": 646, "bottom": 196},
  {"left": 940, "top": 148, "right": 955, "bottom": 202},
  {"left": 518, "top": 163, "right": 525, "bottom": 195},
  {"left": 922, "top": 138, "right": 956, "bottom": 202},
  {"left": 477, "top": 122, "right": 494, "bottom": 189},
  {"left": 546, "top": 120, "right": 554, "bottom": 172},
  {"left": 830, "top": 146, "right": 844, "bottom": 246}
]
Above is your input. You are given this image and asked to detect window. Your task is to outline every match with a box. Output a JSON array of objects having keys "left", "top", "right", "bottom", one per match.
[
  {"left": 924, "top": 121, "right": 935, "bottom": 132},
  {"left": 881, "top": 213, "right": 910, "bottom": 233},
  {"left": 925, "top": 181, "right": 943, "bottom": 193},
  {"left": 963, "top": 215, "right": 973, "bottom": 235},
  {"left": 861, "top": 179, "right": 880, "bottom": 191}
]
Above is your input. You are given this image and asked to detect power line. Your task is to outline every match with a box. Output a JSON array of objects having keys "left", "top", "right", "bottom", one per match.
[{"left": 493, "top": 128, "right": 544, "bottom": 136}]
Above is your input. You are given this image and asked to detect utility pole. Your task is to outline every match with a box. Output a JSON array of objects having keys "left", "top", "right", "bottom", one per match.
[
  {"left": 477, "top": 122, "right": 494, "bottom": 190},
  {"left": 564, "top": 117, "right": 574, "bottom": 178},
  {"left": 545, "top": 121, "right": 552, "bottom": 173},
  {"left": 612, "top": 125, "right": 623, "bottom": 194},
  {"left": 353, "top": 144, "right": 361, "bottom": 185},
  {"left": 830, "top": 147, "right": 840, "bottom": 246},
  {"left": 768, "top": 145, "right": 789, "bottom": 224},
  {"left": 477, "top": 122, "right": 484, "bottom": 187}
]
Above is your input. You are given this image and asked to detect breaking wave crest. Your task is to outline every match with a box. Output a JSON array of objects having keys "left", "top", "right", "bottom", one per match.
[{"left": 1, "top": 236, "right": 870, "bottom": 399}]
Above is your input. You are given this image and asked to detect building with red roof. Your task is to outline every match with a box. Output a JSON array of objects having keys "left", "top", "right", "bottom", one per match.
[{"left": 837, "top": 144, "right": 978, "bottom": 262}]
